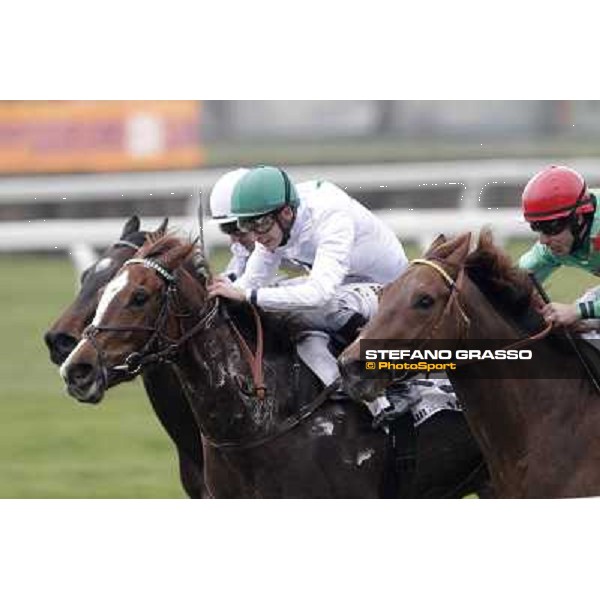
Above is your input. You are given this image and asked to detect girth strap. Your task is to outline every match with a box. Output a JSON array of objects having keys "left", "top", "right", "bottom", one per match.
[{"left": 202, "top": 378, "right": 341, "bottom": 450}]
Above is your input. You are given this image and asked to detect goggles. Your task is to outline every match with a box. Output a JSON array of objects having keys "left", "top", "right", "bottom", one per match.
[
  {"left": 529, "top": 216, "right": 572, "bottom": 236},
  {"left": 238, "top": 211, "right": 279, "bottom": 235},
  {"left": 218, "top": 221, "right": 241, "bottom": 235}
]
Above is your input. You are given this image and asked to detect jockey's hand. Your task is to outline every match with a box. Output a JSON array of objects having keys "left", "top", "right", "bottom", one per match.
[
  {"left": 541, "top": 302, "right": 579, "bottom": 327},
  {"left": 531, "top": 290, "right": 546, "bottom": 313},
  {"left": 207, "top": 276, "right": 247, "bottom": 302}
]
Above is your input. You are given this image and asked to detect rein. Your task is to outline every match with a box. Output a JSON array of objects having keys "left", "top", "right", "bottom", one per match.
[
  {"left": 87, "top": 253, "right": 341, "bottom": 451},
  {"left": 201, "top": 379, "right": 340, "bottom": 451},
  {"left": 222, "top": 304, "right": 266, "bottom": 400}
]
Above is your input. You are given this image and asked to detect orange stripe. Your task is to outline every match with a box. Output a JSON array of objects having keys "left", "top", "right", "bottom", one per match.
[
  {"left": 0, "top": 100, "right": 202, "bottom": 122},
  {"left": 0, "top": 101, "right": 204, "bottom": 172}
]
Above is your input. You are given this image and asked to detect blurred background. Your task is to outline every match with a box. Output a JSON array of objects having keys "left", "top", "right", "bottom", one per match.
[{"left": 2, "top": 99, "right": 600, "bottom": 497}]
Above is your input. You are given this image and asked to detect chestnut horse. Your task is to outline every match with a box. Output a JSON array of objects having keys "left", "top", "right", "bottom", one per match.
[
  {"left": 340, "top": 230, "right": 600, "bottom": 498},
  {"left": 59, "top": 232, "right": 488, "bottom": 498},
  {"left": 44, "top": 216, "right": 207, "bottom": 499}
]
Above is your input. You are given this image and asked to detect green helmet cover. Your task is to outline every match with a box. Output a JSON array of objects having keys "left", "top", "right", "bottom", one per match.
[{"left": 231, "top": 166, "right": 299, "bottom": 217}]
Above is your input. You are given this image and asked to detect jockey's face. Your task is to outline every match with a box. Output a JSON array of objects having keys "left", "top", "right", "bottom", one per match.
[
  {"left": 230, "top": 230, "right": 256, "bottom": 253},
  {"left": 219, "top": 222, "right": 256, "bottom": 253},
  {"left": 255, "top": 206, "right": 294, "bottom": 252},
  {"left": 538, "top": 226, "right": 575, "bottom": 256}
]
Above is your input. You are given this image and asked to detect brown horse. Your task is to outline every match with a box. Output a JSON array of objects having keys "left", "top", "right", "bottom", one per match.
[
  {"left": 58, "top": 231, "right": 488, "bottom": 498},
  {"left": 44, "top": 216, "right": 207, "bottom": 499},
  {"left": 340, "top": 229, "right": 600, "bottom": 498}
]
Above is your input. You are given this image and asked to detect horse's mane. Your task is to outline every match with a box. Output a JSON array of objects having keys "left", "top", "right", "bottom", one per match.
[
  {"left": 224, "top": 301, "right": 304, "bottom": 354},
  {"left": 463, "top": 228, "right": 535, "bottom": 321},
  {"left": 139, "top": 231, "right": 188, "bottom": 259},
  {"left": 453, "top": 229, "right": 577, "bottom": 354}
]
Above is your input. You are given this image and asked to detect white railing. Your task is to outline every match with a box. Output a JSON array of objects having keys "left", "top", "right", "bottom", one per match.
[
  {"left": 2, "top": 157, "right": 599, "bottom": 209},
  {"left": 0, "top": 208, "right": 534, "bottom": 270},
  {"left": 1, "top": 157, "right": 564, "bottom": 270}
]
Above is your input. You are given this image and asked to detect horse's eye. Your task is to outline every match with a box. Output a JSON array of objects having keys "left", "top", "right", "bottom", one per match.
[
  {"left": 131, "top": 289, "right": 149, "bottom": 307},
  {"left": 414, "top": 294, "right": 435, "bottom": 310}
]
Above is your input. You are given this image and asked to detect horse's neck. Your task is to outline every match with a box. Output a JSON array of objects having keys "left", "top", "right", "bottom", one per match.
[
  {"left": 454, "top": 282, "right": 596, "bottom": 493},
  {"left": 451, "top": 290, "right": 528, "bottom": 462},
  {"left": 171, "top": 300, "right": 312, "bottom": 443}
]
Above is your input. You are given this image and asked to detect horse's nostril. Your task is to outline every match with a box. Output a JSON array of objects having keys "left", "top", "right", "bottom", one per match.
[
  {"left": 56, "top": 333, "right": 77, "bottom": 355},
  {"left": 45, "top": 332, "right": 78, "bottom": 364},
  {"left": 67, "top": 362, "right": 95, "bottom": 387},
  {"left": 43, "top": 331, "right": 54, "bottom": 350}
]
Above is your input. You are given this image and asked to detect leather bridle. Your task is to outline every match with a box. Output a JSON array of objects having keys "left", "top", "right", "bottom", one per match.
[
  {"left": 409, "top": 258, "right": 553, "bottom": 357},
  {"left": 82, "top": 258, "right": 220, "bottom": 385},
  {"left": 82, "top": 257, "right": 268, "bottom": 401}
]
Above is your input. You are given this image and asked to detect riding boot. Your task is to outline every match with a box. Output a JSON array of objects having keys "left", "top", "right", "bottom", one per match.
[
  {"left": 295, "top": 330, "right": 390, "bottom": 408},
  {"left": 295, "top": 330, "right": 340, "bottom": 386}
]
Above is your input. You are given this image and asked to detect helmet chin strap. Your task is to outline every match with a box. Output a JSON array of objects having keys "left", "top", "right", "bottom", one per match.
[
  {"left": 275, "top": 168, "right": 296, "bottom": 247},
  {"left": 276, "top": 206, "right": 296, "bottom": 247},
  {"left": 570, "top": 213, "right": 593, "bottom": 252}
]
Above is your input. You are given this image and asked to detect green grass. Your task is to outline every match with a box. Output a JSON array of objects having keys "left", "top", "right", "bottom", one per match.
[
  {"left": 0, "top": 256, "right": 184, "bottom": 498},
  {"left": 0, "top": 242, "right": 595, "bottom": 498}
]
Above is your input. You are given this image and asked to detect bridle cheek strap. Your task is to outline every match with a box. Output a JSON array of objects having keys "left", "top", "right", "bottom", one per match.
[
  {"left": 411, "top": 258, "right": 553, "bottom": 354},
  {"left": 412, "top": 259, "right": 470, "bottom": 338}
]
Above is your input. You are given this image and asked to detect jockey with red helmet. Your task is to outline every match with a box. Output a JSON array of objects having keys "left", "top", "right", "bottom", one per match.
[{"left": 519, "top": 165, "right": 599, "bottom": 326}]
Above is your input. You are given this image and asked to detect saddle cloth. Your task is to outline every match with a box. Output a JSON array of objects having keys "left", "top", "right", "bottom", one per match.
[{"left": 369, "top": 378, "right": 462, "bottom": 429}]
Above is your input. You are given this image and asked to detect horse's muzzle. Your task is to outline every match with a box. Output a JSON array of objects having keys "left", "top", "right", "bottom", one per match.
[
  {"left": 60, "top": 360, "right": 106, "bottom": 404},
  {"left": 44, "top": 331, "right": 78, "bottom": 366},
  {"left": 338, "top": 355, "right": 388, "bottom": 402}
]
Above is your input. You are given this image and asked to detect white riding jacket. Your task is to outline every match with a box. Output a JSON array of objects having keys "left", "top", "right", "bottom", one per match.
[
  {"left": 234, "top": 180, "right": 408, "bottom": 310},
  {"left": 222, "top": 242, "right": 249, "bottom": 281}
]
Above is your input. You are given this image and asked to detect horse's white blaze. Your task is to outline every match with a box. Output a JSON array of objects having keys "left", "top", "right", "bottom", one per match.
[
  {"left": 356, "top": 448, "right": 374, "bottom": 466},
  {"left": 94, "top": 257, "right": 113, "bottom": 273},
  {"left": 92, "top": 270, "right": 129, "bottom": 326},
  {"left": 59, "top": 338, "right": 88, "bottom": 380}
]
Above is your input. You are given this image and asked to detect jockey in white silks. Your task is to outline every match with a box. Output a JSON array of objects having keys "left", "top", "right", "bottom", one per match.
[{"left": 208, "top": 165, "right": 461, "bottom": 421}]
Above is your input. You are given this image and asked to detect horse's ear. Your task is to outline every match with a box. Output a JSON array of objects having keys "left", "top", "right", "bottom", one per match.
[
  {"left": 477, "top": 227, "right": 494, "bottom": 251},
  {"left": 424, "top": 234, "right": 447, "bottom": 258},
  {"left": 144, "top": 219, "right": 169, "bottom": 247},
  {"left": 162, "top": 242, "right": 196, "bottom": 272},
  {"left": 446, "top": 232, "right": 472, "bottom": 265},
  {"left": 430, "top": 232, "right": 472, "bottom": 264},
  {"left": 155, "top": 218, "right": 169, "bottom": 236},
  {"left": 121, "top": 215, "right": 140, "bottom": 238}
]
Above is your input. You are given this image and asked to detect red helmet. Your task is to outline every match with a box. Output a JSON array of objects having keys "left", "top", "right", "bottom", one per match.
[{"left": 522, "top": 165, "right": 594, "bottom": 222}]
